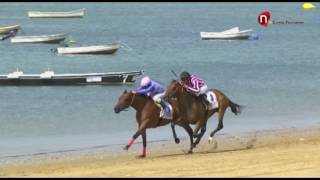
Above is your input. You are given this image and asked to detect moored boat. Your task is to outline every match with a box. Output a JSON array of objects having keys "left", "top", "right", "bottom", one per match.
[
  {"left": 56, "top": 43, "right": 121, "bottom": 55},
  {"left": 200, "top": 27, "right": 254, "bottom": 40},
  {"left": 28, "top": 8, "right": 85, "bottom": 18},
  {"left": 11, "top": 33, "right": 67, "bottom": 43},
  {"left": 0, "top": 25, "right": 20, "bottom": 34},
  {"left": 0, "top": 70, "right": 144, "bottom": 85}
]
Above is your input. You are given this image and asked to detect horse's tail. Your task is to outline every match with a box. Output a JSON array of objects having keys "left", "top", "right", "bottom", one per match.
[{"left": 228, "top": 99, "right": 243, "bottom": 115}]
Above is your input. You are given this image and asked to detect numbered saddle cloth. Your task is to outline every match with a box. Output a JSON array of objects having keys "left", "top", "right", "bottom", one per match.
[
  {"left": 159, "top": 101, "right": 173, "bottom": 120},
  {"left": 206, "top": 91, "right": 219, "bottom": 110}
]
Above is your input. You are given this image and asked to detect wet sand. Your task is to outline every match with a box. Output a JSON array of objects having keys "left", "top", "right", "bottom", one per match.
[{"left": 1, "top": 127, "right": 320, "bottom": 177}]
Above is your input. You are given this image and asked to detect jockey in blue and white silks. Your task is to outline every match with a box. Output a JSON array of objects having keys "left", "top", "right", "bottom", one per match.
[{"left": 136, "top": 76, "right": 170, "bottom": 116}]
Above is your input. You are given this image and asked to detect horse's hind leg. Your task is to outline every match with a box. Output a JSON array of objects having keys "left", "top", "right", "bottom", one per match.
[
  {"left": 208, "top": 107, "right": 226, "bottom": 143},
  {"left": 171, "top": 122, "right": 180, "bottom": 144}
]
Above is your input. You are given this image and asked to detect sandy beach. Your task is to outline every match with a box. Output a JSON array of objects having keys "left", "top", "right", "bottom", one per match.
[{"left": 1, "top": 127, "right": 320, "bottom": 177}]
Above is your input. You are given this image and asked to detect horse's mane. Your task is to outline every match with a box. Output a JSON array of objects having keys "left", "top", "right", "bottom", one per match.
[
  {"left": 137, "top": 93, "right": 153, "bottom": 101},
  {"left": 130, "top": 92, "right": 154, "bottom": 102}
]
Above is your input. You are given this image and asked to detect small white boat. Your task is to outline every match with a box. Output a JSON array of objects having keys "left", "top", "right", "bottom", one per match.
[
  {"left": 11, "top": 33, "right": 67, "bottom": 43},
  {"left": 200, "top": 27, "right": 253, "bottom": 40},
  {"left": 0, "top": 25, "right": 20, "bottom": 34},
  {"left": 56, "top": 44, "right": 121, "bottom": 55},
  {"left": 28, "top": 8, "right": 85, "bottom": 18}
]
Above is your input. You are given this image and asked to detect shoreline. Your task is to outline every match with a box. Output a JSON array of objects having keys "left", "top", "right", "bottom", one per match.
[{"left": 1, "top": 126, "right": 320, "bottom": 177}]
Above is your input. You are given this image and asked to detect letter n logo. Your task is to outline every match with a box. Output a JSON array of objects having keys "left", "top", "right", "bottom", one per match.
[{"left": 258, "top": 11, "right": 271, "bottom": 27}]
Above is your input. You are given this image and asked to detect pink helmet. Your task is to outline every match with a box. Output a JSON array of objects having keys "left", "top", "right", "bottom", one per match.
[{"left": 140, "top": 76, "right": 151, "bottom": 87}]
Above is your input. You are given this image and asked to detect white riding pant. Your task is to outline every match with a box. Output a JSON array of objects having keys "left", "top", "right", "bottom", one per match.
[
  {"left": 196, "top": 84, "right": 208, "bottom": 96},
  {"left": 152, "top": 92, "right": 166, "bottom": 103}
]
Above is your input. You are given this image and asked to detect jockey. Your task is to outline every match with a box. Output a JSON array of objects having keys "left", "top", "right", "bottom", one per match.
[
  {"left": 179, "top": 71, "right": 209, "bottom": 104},
  {"left": 135, "top": 76, "right": 170, "bottom": 116}
]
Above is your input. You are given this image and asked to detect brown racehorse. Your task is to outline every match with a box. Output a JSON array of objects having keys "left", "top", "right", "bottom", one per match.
[
  {"left": 114, "top": 89, "right": 195, "bottom": 158},
  {"left": 164, "top": 80, "right": 243, "bottom": 147}
]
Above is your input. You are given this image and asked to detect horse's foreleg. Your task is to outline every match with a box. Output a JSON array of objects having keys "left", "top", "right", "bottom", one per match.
[
  {"left": 193, "top": 126, "right": 206, "bottom": 148},
  {"left": 124, "top": 121, "right": 147, "bottom": 150},
  {"left": 193, "top": 120, "right": 204, "bottom": 138},
  {"left": 180, "top": 122, "right": 194, "bottom": 153},
  {"left": 123, "top": 130, "right": 141, "bottom": 150},
  {"left": 171, "top": 122, "right": 180, "bottom": 144},
  {"left": 139, "top": 130, "right": 147, "bottom": 158}
]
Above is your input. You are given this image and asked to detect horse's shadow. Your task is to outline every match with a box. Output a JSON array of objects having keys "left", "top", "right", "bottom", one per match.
[{"left": 149, "top": 140, "right": 256, "bottom": 159}]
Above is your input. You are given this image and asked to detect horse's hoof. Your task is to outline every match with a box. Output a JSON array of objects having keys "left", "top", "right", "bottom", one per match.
[
  {"left": 208, "top": 137, "right": 213, "bottom": 144},
  {"left": 208, "top": 138, "right": 218, "bottom": 149},
  {"left": 123, "top": 145, "right": 129, "bottom": 151},
  {"left": 175, "top": 138, "right": 180, "bottom": 144},
  {"left": 136, "top": 155, "right": 146, "bottom": 159},
  {"left": 187, "top": 150, "right": 193, "bottom": 154}
]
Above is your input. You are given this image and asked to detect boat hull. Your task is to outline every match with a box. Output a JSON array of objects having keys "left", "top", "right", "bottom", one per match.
[
  {"left": 57, "top": 45, "right": 120, "bottom": 54},
  {"left": 200, "top": 28, "right": 253, "bottom": 40},
  {"left": 11, "top": 33, "right": 67, "bottom": 43},
  {"left": 201, "top": 35, "right": 251, "bottom": 40},
  {"left": 0, "top": 71, "right": 143, "bottom": 86},
  {"left": 28, "top": 9, "right": 85, "bottom": 18},
  {"left": 0, "top": 25, "right": 20, "bottom": 34}
]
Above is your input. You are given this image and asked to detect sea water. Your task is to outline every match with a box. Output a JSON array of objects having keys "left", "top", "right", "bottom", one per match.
[{"left": 0, "top": 2, "right": 319, "bottom": 159}]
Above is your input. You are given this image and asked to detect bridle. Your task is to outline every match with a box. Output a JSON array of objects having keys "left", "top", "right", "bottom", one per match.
[
  {"left": 167, "top": 80, "right": 186, "bottom": 99},
  {"left": 129, "top": 91, "right": 136, "bottom": 106},
  {"left": 177, "top": 80, "right": 186, "bottom": 94}
]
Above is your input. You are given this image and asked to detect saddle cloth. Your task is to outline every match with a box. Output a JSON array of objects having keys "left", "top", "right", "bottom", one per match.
[
  {"left": 159, "top": 101, "right": 173, "bottom": 120},
  {"left": 206, "top": 91, "right": 219, "bottom": 110}
]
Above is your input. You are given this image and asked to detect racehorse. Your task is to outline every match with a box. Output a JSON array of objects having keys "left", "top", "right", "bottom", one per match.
[
  {"left": 114, "top": 89, "right": 195, "bottom": 158},
  {"left": 164, "top": 80, "right": 243, "bottom": 147}
]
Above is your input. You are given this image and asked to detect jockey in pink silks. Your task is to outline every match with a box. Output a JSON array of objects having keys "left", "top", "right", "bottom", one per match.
[{"left": 179, "top": 71, "right": 209, "bottom": 104}]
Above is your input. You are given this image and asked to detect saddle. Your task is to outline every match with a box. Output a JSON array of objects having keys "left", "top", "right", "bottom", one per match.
[
  {"left": 204, "top": 91, "right": 219, "bottom": 110},
  {"left": 158, "top": 100, "right": 173, "bottom": 120},
  {"left": 190, "top": 91, "right": 219, "bottom": 110}
]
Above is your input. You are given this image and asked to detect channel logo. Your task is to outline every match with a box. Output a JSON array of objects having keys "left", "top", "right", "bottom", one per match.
[{"left": 258, "top": 11, "right": 271, "bottom": 27}]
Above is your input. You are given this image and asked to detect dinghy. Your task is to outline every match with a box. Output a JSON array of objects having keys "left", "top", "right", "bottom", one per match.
[
  {"left": 56, "top": 43, "right": 121, "bottom": 55},
  {"left": 28, "top": 8, "right": 85, "bottom": 18},
  {"left": 200, "top": 27, "right": 253, "bottom": 40},
  {"left": 0, "top": 25, "right": 20, "bottom": 34},
  {"left": 11, "top": 33, "right": 67, "bottom": 43}
]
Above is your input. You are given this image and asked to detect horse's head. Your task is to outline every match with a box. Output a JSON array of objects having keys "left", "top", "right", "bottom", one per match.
[
  {"left": 164, "top": 79, "right": 184, "bottom": 100},
  {"left": 114, "top": 89, "right": 135, "bottom": 114}
]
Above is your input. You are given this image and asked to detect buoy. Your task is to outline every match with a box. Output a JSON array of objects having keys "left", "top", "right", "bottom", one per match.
[
  {"left": 69, "top": 36, "right": 76, "bottom": 43},
  {"left": 302, "top": 3, "right": 316, "bottom": 9},
  {"left": 250, "top": 33, "right": 259, "bottom": 40}
]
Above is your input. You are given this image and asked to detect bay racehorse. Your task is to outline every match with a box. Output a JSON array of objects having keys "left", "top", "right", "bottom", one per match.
[
  {"left": 164, "top": 80, "right": 243, "bottom": 147},
  {"left": 114, "top": 89, "right": 195, "bottom": 158}
]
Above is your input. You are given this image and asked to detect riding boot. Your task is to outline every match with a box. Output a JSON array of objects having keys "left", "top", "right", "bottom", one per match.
[{"left": 160, "top": 101, "right": 170, "bottom": 114}]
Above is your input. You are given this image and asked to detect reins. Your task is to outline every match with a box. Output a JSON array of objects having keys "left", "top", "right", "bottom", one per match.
[{"left": 130, "top": 92, "right": 136, "bottom": 106}]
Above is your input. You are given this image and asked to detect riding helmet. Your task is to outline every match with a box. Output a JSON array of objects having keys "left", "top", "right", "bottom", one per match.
[
  {"left": 140, "top": 76, "right": 151, "bottom": 87},
  {"left": 180, "top": 71, "right": 191, "bottom": 80}
]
